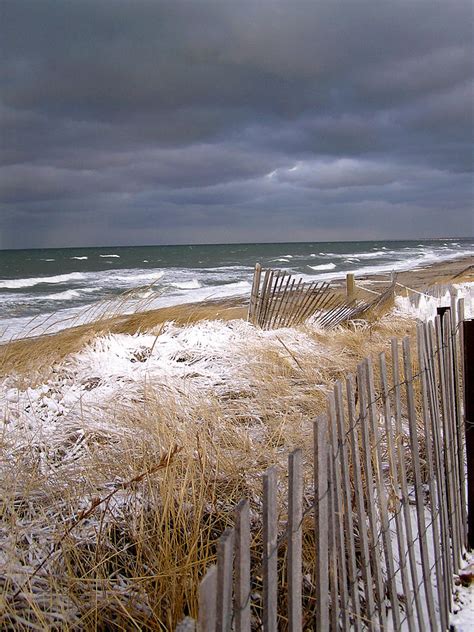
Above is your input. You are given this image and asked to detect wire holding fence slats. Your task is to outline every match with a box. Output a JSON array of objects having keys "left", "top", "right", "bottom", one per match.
[{"left": 176, "top": 298, "right": 468, "bottom": 631}]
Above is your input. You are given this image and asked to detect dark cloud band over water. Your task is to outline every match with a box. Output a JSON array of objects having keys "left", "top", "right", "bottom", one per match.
[{"left": 1, "top": 1, "right": 473, "bottom": 248}]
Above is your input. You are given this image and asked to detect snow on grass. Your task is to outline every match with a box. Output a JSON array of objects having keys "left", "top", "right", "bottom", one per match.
[
  {"left": 394, "top": 282, "right": 473, "bottom": 321},
  {"left": 452, "top": 554, "right": 474, "bottom": 631},
  {"left": 1, "top": 319, "right": 326, "bottom": 470}
]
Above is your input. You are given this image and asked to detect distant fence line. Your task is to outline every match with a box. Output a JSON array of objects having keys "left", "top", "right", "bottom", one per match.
[
  {"left": 247, "top": 263, "right": 396, "bottom": 330},
  {"left": 177, "top": 297, "right": 472, "bottom": 631}
]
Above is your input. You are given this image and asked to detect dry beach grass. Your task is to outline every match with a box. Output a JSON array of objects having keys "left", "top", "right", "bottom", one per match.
[{"left": 0, "top": 257, "right": 472, "bottom": 629}]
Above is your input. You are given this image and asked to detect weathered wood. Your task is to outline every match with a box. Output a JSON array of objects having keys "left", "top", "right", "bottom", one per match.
[
  {"left": 436, "top": 315, "right": 460, "bottom": 570},
  {"left": 346, "top": 273, "right": 356, "bottom": 300},
  {"left": 356, "top": 362, "right": 386, "bottom": 630},
  {"left": 260, "top": 271, "right": 276, "bottom": 328},
  {"left": 234, "top": 500, "right": 251, "bottom": 632},
  {"left": 417, "top": 324, "right": 448, "bottom": 630},
  {"left": 463, "top": 319, "right": 474, "bottom": 549},
  {"left": 457, "top": 298, "right": 468, "bottom": 549},
  {"left": 266, "top": 271, "right": 287, "bottom": 329},
  {"left": 248, "top": 263, "right": 262, "bottom": 323},
  {"left": 290, "top": 281, "right": 317, "bottom": 326},
  {"left": 263, "top": 466, "right": 278, "bottom": 632},
  {"left": 445, "top": 314, "right": 464, "bottom": 563},
  {"left": 262, "top": 270, "right": 281, "bottom": 330},
  {"left": 299, "top": 282, "right": 328, "bottom": 324},
  {"left": 365, "top": 357, "right": 401, "bottom": 631},
  {"left": 314, "top": 414, "right": 330, "bottom": 632},
  {"left": 346, "top": 376, "right": 376, "bottom": 631},
  {"left": 402, "top": 337, "right": 437, "bottom": 630},
  {"left": 255, "top": 269, "right": 271, "bottom": 326},
  {"left": 391, "top": 338, "right": 425, "bottom": 628},
  {"left": 379, "top": 352, "right": 416, "bottom": 632},
  {"left": 288, "top": 449, "right": 303, "bottom": 632},
  {"left": 269, "top": 272, "right": 292, "bottom": 329},
  {"left": 198, "top": 565, "right": 217, "bottom": 632},
  {"left": 334, "top": 380, "right": 362, "bottom": 632},
  {"left": 216, "top": 528, "right": 235, "bottom": 632},
  {"left": 275, "top": 278, "right": 297, "bottom": 328},
  {"left": 328, "top": 393, "right": 349, "bottom": 631},
  {"left": 424, "top": 321, "right": 453, "bottom": 616},
  {"left": 327, "top": 453, "right": 339, "bottom": 632}
]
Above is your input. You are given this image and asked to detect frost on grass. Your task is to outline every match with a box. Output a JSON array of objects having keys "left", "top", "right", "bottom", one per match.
[
  {"left": 0, "top": 309, "right": 444, "bottom": 628},
  {"left": 3, "top": 317, "right": 377, "bottom": 627}
]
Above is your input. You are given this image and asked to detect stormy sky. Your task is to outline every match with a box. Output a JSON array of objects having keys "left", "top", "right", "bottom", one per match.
[{"left": 1, "top": 1, "right": 473, "bottom": 249}]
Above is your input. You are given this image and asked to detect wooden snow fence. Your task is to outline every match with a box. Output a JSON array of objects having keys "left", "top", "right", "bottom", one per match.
[
  {"left": 176, "top": 298, "right": 470, "bottom": 631},
  {"left": 247, "top": 263, "right": 396, "bottom": 329}
]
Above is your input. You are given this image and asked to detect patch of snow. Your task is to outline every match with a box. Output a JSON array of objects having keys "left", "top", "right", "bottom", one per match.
[{"left": 395, "top": 283, "right": 474, "bottom": 322}]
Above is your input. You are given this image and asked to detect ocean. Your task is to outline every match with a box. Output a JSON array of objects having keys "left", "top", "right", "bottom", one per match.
[{"left": 1, "top": 239, "right": 473, "bottom": 340}]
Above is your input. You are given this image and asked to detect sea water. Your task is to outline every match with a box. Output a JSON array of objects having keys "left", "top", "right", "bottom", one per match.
[{"left": 0, "top": 239, "right": 473, "bottom": 340}]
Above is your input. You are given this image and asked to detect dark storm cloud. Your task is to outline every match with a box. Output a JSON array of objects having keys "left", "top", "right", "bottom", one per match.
[{"left": 0, "top": 0, "right": 473, "bottom": 248}]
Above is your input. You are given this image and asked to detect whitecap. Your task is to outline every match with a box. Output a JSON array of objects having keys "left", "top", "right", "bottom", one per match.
[
  {"left": 44, "top": 289, "right": 82, "bottom": 300},
  {"left": 100, "top": 254, "right": 121, "bottom": 258},
  {"left": 71, "top": 256, "right": 88, "bottom": 260},
  {"left": 308, "top": 263, "right": 336, "bottom": 271},
  {"left": 0, "top": 272, "right": 86, "bottom": 289},
  {"left": 170, "top": 279, "right": 201, "bottom": 290}
]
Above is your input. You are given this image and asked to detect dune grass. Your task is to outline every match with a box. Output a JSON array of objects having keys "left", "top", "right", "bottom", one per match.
[{"left": 0, "top": 294, "right": 421, "bottom": 630}]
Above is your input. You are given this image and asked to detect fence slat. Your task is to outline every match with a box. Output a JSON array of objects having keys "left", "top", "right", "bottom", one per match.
[
  {"left": 198, "top": 565, "right": 217, "bottom": 632},
  {"left": 328, "top": 454, "right": 339, "bottom": 631},
  {"left": 216, "top": 528, "right": 235, "bottom": 632},
  {"left": 463, "top": 319, "right": 474, "bottom": 550},
  {"left": 402, "top": 337, "right": 438, "bottom": 631},
  {"left": 457, "top": 298, "right": 468, "bottom": 549},
  {"left": 357, "top": 362, "right": 386, "bottom": 630},
  {"left": 424, "top": 322, "right": 453, "bottom": 616},
  {"left": 445, "top": 313, "right": 465, "bottom": 562},
  {"left": 263, "top": 466, "right": 278, "bottom": 632},
  {"left": 235, "top": 500, "right": 251, "bottom": 632},
  {"left": 379, "top": 352, "right": 416, "bottom": 632},
  {"left": 288, "top": 449, "right": 303, "bottom": 632},
  {"left": 346, "top": 377, "right": 377, "bottom": 631},
  {"left": 334, "top": 380, "right": 362, "bottom": 632},
  {"left": 417, "top": 324, "right": 448, "bottom": 630},
  {"left": 275, "top": 278, "right": 297, "bottom": 328},
  {"left": 391, "top": 338, "right": 426, "bottom": 629},
  {"left": 435, "top": 315, "right": 460, "bottom": 571},
  {"left": 314, "top": 414, "right": 330, "bottom": 632},
  {"left": 249, "top": 263, "right": 262, "bottom": 323},
  {"left": 365, "top": 357, "right": 401, "bottom": 632},
  {"left": 328, "top": 394, "right": 350, "bottom": 631}
]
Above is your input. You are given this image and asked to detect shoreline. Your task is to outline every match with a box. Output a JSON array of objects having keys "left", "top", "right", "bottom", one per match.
[{"left": 0, "top": 254, "right": 472, "bottom": 365}]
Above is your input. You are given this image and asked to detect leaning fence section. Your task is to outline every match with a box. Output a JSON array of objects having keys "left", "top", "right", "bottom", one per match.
[
  {"left": 247, "top": 263, "right": 396, "bottom": 330},
  {"left": 177, "top": 299, "right": 468, "bottom": 631}
]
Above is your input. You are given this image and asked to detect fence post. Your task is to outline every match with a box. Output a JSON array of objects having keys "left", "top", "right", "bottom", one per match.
[
  {"left": 463, "top": 319, "right": 474, "bottom": 549},
  {"left": 346, "top": 273, "right": 356, "bottom": 300}
]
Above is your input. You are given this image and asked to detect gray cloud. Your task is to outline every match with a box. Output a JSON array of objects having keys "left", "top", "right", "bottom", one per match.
[{"left": 0, "top": 0, "right": 473, "bottom": 248}]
